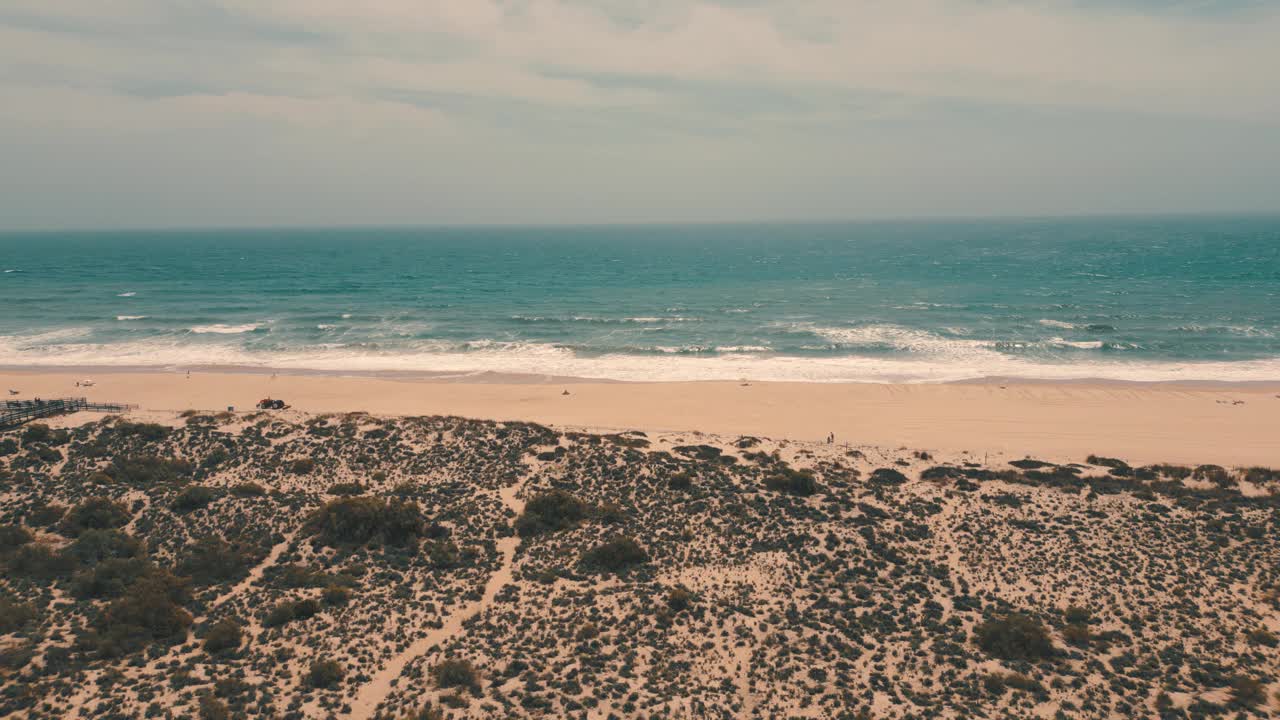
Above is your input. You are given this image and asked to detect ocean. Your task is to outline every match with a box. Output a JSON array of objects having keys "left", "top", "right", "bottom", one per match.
[{"left": 2, "top": 216, "right": 1278, "bottom": 383}]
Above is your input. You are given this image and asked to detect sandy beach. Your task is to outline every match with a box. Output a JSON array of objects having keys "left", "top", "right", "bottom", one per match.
[{"left": 4, "top": 368, "right": 1277, "bottom": 467}]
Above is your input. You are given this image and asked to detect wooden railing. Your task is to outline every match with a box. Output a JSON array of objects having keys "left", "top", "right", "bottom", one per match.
[{"left": 0, "top": 397, "right": 135, "bottom": 429}]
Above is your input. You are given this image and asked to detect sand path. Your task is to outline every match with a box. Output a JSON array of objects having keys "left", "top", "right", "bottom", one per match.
[
  {"left": 210, "top": 528, "right": 299, "bottom": 621},
  {"left": 82, "top": 529, "right": 304, "bottom": 720},
  {"left": 733, "top": 640, "right": 755, "bottom": 718},
  {"left": 347, "top": 480, "right": 527, "bottom": 719}
]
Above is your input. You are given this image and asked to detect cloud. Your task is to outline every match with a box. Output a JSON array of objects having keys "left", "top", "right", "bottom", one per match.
[
  {"left": 3, "top": 0, "right": 1279, "bottom": 119},
  {"left": 0, "top": 1, "right": 1277, "bottom": 228}
]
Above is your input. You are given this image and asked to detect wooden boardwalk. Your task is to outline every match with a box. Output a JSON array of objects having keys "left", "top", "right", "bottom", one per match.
[{"left": 0, "top": 397, "right": 135, "bottom": 429}]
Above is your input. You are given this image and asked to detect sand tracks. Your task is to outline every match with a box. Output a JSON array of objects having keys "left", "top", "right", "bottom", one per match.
[{"left": 348, "top": 480, "right": 527, "bottom": 719}]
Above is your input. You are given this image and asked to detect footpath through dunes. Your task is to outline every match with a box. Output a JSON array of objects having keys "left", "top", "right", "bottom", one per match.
[
  {"left": 2, "top": 410, "right": 1279, "bottom": 719},
  {"left": 349, "top": 479, "right": 529, "bottom": 720}
]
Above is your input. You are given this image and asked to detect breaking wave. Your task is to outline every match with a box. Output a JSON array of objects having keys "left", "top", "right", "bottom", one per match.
[
  {"left": 188, "top": 323, "right": 263, "bottom": 335},
  {"left": 1, "top": 332, "right": 1276, "bottom": 383}
]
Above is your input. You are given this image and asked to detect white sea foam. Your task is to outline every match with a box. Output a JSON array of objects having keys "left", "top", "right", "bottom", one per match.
[
  {"left": 1225, "top": 325, "right": 1273, "bottom": 338},
  {"left": 650, "top": 345, "right": 711, "bottom": 354},
  {"left": 1, "top": 334, "right": 1278, "bottom": 383},
  {"left": 1047, "top": 338, "right": 1104, "bottom": 350},
  {"left": 807, "top": 325, "right": 1001, "bottom": 360},
  {"left": 116, "top": 315, "right": 147, "bottom": 321},
  {"left": 189, "top": 323, "right": 262, "bottom": 335},
  {"left": 512, "top": 314, "right": 698, "bottom": 325},
  {"left": 317, "top": 324, "right": 337, "bottom": 330},
  {"left": 12, "top": 327, "right": 95, "bottom": 344},
  {"left": 341, "top": 313, "right": 352, "bottom": 319},
  {"left": 117, "top": 291, "right": 137, "bottom": 297},
  {"left": 1176, "top": 324, "right": 1274, "bottom": 337},
  {"left": 1038, "top": 319, "right": 1076, "bottom": 329}
]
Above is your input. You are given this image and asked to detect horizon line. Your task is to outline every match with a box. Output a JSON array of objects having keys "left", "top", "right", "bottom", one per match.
[{"left": 2, "top": 209, "right": 1279, "bottom": 235}]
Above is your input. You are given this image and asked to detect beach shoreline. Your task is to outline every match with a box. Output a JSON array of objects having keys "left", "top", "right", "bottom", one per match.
[
  {"left": 5, "top": 367, "right": 1277, "bottom": 467},
  {"left": 5, "top": 362, "right": 1280, "bottom": 388}
]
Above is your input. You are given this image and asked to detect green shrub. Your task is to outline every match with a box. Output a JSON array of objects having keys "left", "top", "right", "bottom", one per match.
[
  {"left": 229, "top": 482, "right": 266, "bottom": 498},
  {"left": 1063, "top": 605, "right": 1092, "bottom": 624},
  {"left": 65, "top": 529, "right": 143, "bottom": 565},
  {"left": 197, "top": 694, "right": 230, "bottom": 720},
  {"left": 113, "top": 421, "right": 171, "bottom": 441},
  {"left": 1062, "top": 624, "right": 1092, "bottom": 647},
  {"left": 869, "top": 468, "right": 908, "bottom": 486},
  {"left": 0, "top": 597, "right": 37, "bottom": 633},
  {"left": 983, "top": 671, "right": 1042, "bottom": 695},
  {"left": 200, "top": 447, "right": 229, "bottom": 470},
  {"left": 403, "top": 705, "right": 444, "bottom": 720},
  {"left": 974, "top": 613, "right": 1055, "bottom": 661},
  {"left": 26, "top": 502, "right": 66, "bottom": 527},
  {"left": 6, "top": 543, "right": 74, "bottom": 579},
  {"left": 262, "top": 602, "right": 295, "bottom": 628},
  {"left": 326, "top": 482, "right": 365, "bottom": 496},
  {"left": 1240, "top": 467, "right": 1279, "bottom": 484},
  {"left": 1230, "top": 675, "right": 1265, "bottom": 707},
  {"left": 306, "top": 658, "right": 345, "bottom": 689},
  {"left": 0, "top": 524, "right": 33, "bottom": 552},
  {"left": 203, "top": 618, "right": 243, "bottom": 655},
  {"left": 91, "top": 574, "right": 192, "bottom": 657},
  {"left": 1247, "top": 628, "right": 1278, "bottom": 648},
  {"left": 171, "top": 485, "right": 219, "bottom": 514},
  {"left": 427, "top": 540, "right": 462, "bottom": 569},
  {"left": 177, "top": 536, "right": 256, "bottom": 586},
  {"left": 60, "top": 497, "right": 131, "bottom": 537},
  {"left": 668, "top": 472, "right": 693, "bottom": 491},
  {"left": 28, "top": 446, "right": 63, "bottom": 464},
  {"left": 435, "top": 658, "right": 481, "bottom": 693},
  {"left": 262, "top": 598, "right": 321, "bottom": 628},
  {"left": 1088, "top": 455, "right": 1130, "bottom": 469},
  {"left": 322, "top": 585, "right": 351, "bottom": 606},
  {"left": 106, "top": 455, "right": 193, "bottom": 486},
  {"left": 595, "top": 502, "right": 626, "bottom": 525},
  {"left": 275, "top": 564, "right": 330, "bottom": 588},
  {"left": 764, "top": 468, "right": 818, "bottom": 496},
  {"left": 515, "top": 490, "right": 588, "bottom": 537},
  {"left": 0, "top": 438, "right": 18, "bottom": 456},
  {"left": 21, "top": 424, "right": 51, "bottom": 444},
  {"left": 666, "top": 587, "right": 693, "bottom": 612},
  {"left": 1192, "top": 464, "right": 1230, "bottom": 486},
  {"left": 305, "top": 496, "right": 424, "bottom": 547},
  {"left": 581, "top": 536, "right": 648, "bottom": 574},
  {"left": 289, "top": 458, "right": 316, "bottom": 475},
  {"left": 70, "top": 558, "right": 156, "bottom": 599}
]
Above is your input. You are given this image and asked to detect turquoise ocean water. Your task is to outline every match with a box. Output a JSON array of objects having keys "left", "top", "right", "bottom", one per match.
[{"left": 1, "top": 217, "right": 1278, "bottom": 383}]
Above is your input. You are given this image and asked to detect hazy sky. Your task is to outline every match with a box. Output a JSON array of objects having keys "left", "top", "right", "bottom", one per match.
[{"left": 2, "top": 1, "right": 1278, "bottom": 229}]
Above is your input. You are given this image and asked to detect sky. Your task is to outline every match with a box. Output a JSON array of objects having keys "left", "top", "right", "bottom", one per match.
[{"left": 1, "top": 0, "right": 1278, "bottom": 229}]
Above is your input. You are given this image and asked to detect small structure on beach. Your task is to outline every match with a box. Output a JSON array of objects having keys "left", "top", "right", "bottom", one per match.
[{"left": 0, "top": 397, "right": 135, "bottom": 429}]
